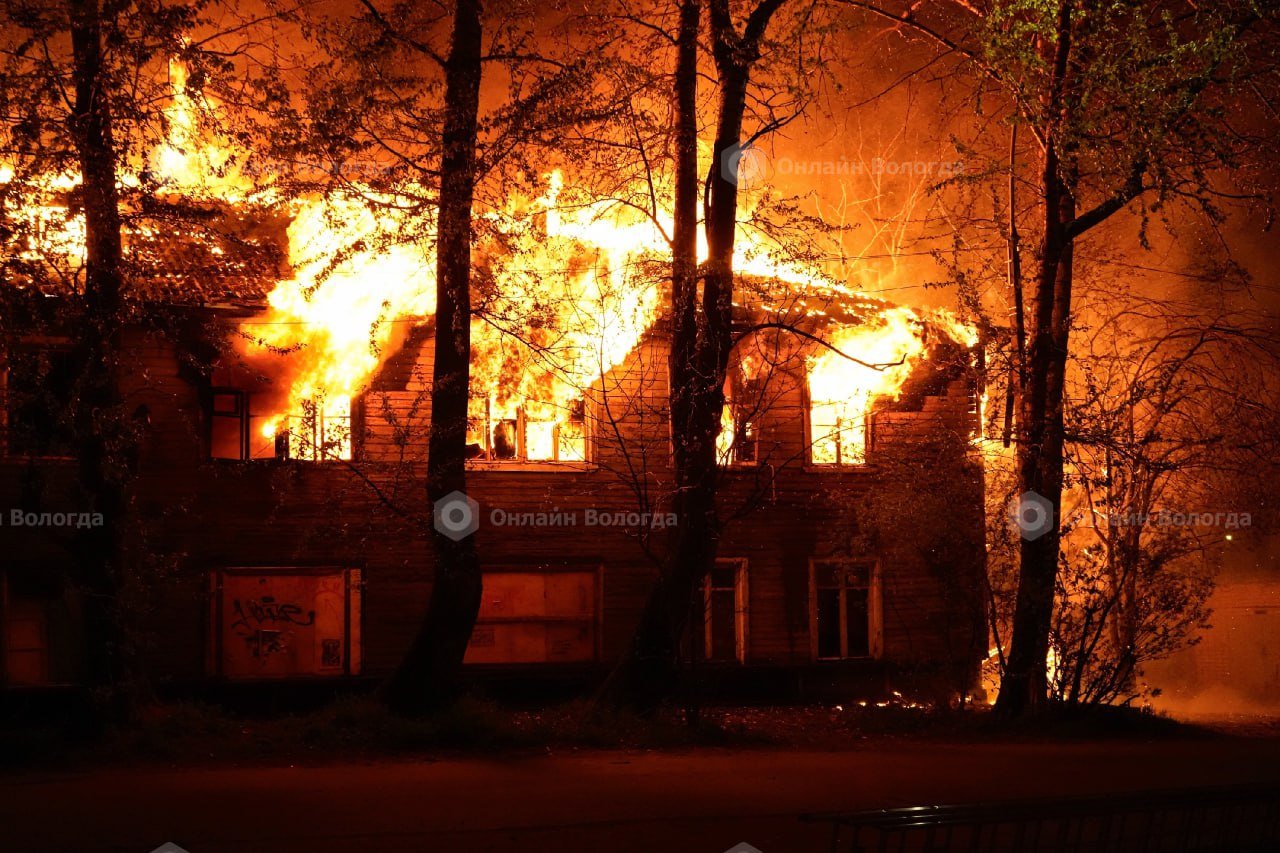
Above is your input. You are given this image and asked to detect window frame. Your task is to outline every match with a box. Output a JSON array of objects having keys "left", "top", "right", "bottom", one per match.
[
  {"left": 2, "top": 594, "right": 49, "bottom": 686},
  {"left": 702, "top": 558, "right": 750, "bottom": 663},
  {"left": 803, "top": 379, "right": 876, "bottom": 468},
  {"left": 467, "top": 395, "right": 594, "bottom": 468},
  {"left": 1, "top": 337, "right": 77, "bottom": 460},
  {"left": 209, "top": 387, "right": 252, "bottom": 461},
  {"left": 208, "top": 386, "right": 360, "bottom": 463},
  {"left": 717, "top": 401, "right": 760, "bottom": 468},
  {"left": 808, "top": 559, "right": 882, "bottom": 661},
  {"left": 281, "top": 397, "right": 355, "bottom": 462},
  {"left": 0, "top": 570, "right": 68, "bottom": 687},
  {"left": 717, "top": 368, "right": 767, "bottom": 468}
]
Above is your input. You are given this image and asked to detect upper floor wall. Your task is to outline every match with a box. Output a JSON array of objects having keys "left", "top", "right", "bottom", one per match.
[{"left": 192, "top": 314, "right": 981, "bottom": 480}]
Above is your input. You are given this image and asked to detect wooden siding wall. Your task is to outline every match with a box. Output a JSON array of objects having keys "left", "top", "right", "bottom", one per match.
[{"left": 2, "top": 323, "right": 985, "bottom": 688}]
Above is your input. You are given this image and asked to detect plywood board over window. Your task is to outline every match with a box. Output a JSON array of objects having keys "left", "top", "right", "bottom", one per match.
[
  {"left": 464, "top": 566, "right": 601, "bottom": 664},
  {"left": 209, "top": 567, "right": 362, "bottom": 679}
]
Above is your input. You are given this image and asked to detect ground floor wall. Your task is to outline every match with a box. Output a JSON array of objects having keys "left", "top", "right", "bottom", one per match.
[{"left": 1, "top": 460, "right": 985, "bottom": 703}]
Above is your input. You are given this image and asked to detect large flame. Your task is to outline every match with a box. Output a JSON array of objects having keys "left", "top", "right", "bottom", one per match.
[
  {"left": 466, "top": 174, "right": 666, "bottom": 462},
  {"left": 4, "top": 62, "right": 975, "bottom": 466},
  {"left": 241, "top": 172, "right": 959, "bottom": 465},
  {"left": 807, "top": 308, "right": 927, "bottom": 464},
  {"left": 151, "top": 60, "right": 254, "bottom": 200},
  {"left": 237, "top": 193, "right": 436, "bottom": 459}
]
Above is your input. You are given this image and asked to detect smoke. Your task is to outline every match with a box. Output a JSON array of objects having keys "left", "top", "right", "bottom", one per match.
[
  {"left": 1149, "top": 684, "right": 1280, "bottom": 721},
  {"left": 1144, "top": 534, "right": 1280, "bottom": 720}
]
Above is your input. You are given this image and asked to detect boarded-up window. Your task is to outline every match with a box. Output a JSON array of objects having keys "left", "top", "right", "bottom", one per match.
[
  {"left": 210, "top": 568, "right": 362, "bottom": 679},
  {"left": 810, "top": 560, "right": 880, "bottom": 660},
  {"left": 464, "top": 568, "right": 599, "bottom": 664}
]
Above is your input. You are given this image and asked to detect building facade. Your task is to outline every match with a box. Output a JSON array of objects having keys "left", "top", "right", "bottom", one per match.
[{"left": 1, "top": 264, "right": 986, "bottom": 702}]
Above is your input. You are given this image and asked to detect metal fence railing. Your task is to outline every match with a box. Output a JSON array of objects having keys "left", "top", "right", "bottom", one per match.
[{"left": 802, "top": 783, "right": 1280, "bottom": 853}]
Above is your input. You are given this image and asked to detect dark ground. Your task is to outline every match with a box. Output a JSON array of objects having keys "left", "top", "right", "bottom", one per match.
[{"left": 4, "top": 729, "right": 1280, "bottom": 853}]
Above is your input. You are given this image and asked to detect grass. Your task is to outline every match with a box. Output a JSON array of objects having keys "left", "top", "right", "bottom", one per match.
[
  {"left": 0, "top": 694, "right": 1235, "bottom": 772},
  {"left": 973, "top": 702, "right": 1219, "bottom": 741},
  {"left": 1, "top": 695, "right": 745, "bottom": 770}
]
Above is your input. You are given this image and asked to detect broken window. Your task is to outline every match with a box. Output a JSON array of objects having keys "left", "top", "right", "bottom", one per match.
[
  {"left": 467, "top": 395, "right": 588, "bottom": 463},
  {"left": 805, "top": 318, "right": 924, "bottom": 466},
  {"left": 717, "top": 397, "right": 759, "bottom": 466},
  {"left": 2, "top": 342, "right": 77, "bottom": 458},
  {"left": 701, "top": 559, "right": 749, "bottom": 663},
  {"left": 209, "top": 388, "right": 352, "bottom": 461},
  {"left": 811, "top": 560, "right": 878, "bottom": 660},
  {"left": 279, "top": 397, "right": 352, "bottom": 461},
  {"left": 717, "top": 370, "right": 762, "bottom": 466},
  {"left": 808, "top": 391, "right": 871, "bottom": 466}
]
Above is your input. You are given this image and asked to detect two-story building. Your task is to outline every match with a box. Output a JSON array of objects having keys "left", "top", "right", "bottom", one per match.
[{"left": 0, "top": 201, "right": 987, "bottom": 703}]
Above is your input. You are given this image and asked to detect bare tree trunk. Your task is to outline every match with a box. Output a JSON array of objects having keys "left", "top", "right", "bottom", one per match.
[
  {"left": 597, "top": 0, "right": 702, "bottom": 712},
  {"left": 1113, "top": 525, "right": 1140, "bottom": 695},
  {"left": 992, "top": 1, "right": 1083, "bottom": 718},
  {"left": 383, "top": 0, "right": 484, "bottom": 716},
  {"left": 601, "top": 0, "right": 784, "bottom": 713},
  {"left": 68, "top": 0, "right": 136, "bottom": 719},
  {"left": 995, "top": 135, "right": 1077, "bottom": 717}
]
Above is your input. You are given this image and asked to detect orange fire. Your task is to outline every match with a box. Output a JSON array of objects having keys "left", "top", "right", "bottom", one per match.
[
  {"left": 237, "top": 192, "right": 437, "bottom": 459},
  {"left": 5, "top": 64, "right": 977, "bottom": 465},
  {"left": 240, "top": 172, "right": 966, "bottom": 464},
  {"left": 807, "top": 308, "right": 927, "bottom": 464}
]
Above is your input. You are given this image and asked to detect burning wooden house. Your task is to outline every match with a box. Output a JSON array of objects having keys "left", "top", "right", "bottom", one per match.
[{"left": 1, "top": 167, "right": 986, "bottom": 701}]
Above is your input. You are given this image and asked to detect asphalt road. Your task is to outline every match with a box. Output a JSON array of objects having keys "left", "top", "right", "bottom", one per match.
[{"left": 3, "top": 738, "right": 1279, "bottom": 853}]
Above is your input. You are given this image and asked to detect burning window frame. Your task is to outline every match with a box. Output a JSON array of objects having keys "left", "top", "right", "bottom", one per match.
[
  {"left": 717, "top": 371, "right": 764, "bottom": 468},
  {"left": 466, "top": 394, "right": 592, "bottom": 466},
  {"left": 805, "top": 381, "right": 875, "bottom": 467},
  {"left": 208, "top": 384, "right": 359, "bottom": 464}
]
